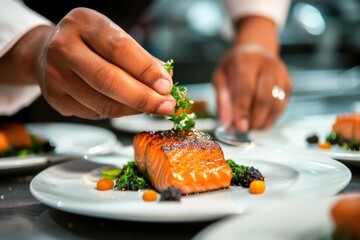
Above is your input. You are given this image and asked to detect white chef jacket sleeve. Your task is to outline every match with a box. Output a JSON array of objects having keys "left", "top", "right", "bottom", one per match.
[
  {"left": 223, "top": 0, "right": 291, "bottom": 27},
  {"left": 0, "top": 0, "right": 52, "bottom": 115}
]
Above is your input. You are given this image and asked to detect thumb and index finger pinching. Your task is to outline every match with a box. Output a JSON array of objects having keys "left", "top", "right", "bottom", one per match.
[{"left": 72, "top": 11, "right": 175, "bottom": 115}]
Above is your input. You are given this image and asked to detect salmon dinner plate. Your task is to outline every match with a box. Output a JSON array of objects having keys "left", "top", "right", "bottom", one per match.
[{"left": 30, "top": 144, "right": 351, "bottom": 222}]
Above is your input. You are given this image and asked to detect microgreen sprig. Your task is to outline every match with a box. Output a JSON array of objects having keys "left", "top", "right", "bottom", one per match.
[
  {"left": 164, "top": 59, "right": 174, "bottom": 73},
  {"left": 164, "top": 59, "right": 196, "bottom": 130}
]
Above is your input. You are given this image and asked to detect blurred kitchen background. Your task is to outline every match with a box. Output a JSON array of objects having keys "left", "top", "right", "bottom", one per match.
[
  {"left": 137, "top": 0, "right": 360, "bottom": 120},
  {"left": 4, "top": 0, "right": 360, "bottom": 124},
  {"left": 130, "top": 0, "right": 360, "bottom": 120},
  {"left": 137, "top": 0, "right": 360, "bottom": 85}
]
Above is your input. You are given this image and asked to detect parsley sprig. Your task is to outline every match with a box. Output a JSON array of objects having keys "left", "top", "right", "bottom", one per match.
[
  {"left": 164, "top": 59, "right": 174, "bottom": 73},
  {"left": 164, "top": 59, "right": 196, "bottom": 130}
]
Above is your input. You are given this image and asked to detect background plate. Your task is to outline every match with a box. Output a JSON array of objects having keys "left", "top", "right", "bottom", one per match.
[
  {"left": 30, "top": 145, "right": 351, "bottom": 222},
  {"left": 193, "top": 195, "right": 358, "bottom": 240},
  {"left": 0, "top": 123, "right": 118, "bottom": 173},
  {"left": 249, "top": 114, "right": 360, "bottom": 162}
]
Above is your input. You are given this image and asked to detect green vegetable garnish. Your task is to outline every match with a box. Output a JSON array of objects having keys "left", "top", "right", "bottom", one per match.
[
  {"left": 164, "top": 59, "right": 196, "bottom": 130},
  {"left": 226, "top": 159, "right": 265, "bottom": 187},
  {"left": 164, "top": 59, "right": 174, "bottom": 73},
  {"left": 226, "top": 159, "right": 249, "bottom": 186},
  {"left": 326, "top": 131, "right": 341, "bottom": 145},
  {"left": 115, "top": 162, "right": 150, "bottom": 191},
  {"left": 100, "top": 168, "right": 122, "bottom": 180}
]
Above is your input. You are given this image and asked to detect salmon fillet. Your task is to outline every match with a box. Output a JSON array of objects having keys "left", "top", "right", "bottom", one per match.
[
  {"left": 133, "top": 129, "right": 232, "bottom": 194},
  {"left": 0, "top": 132, "right": 10, "bottom": 152},
  {"left": 0, "top": 123, "right": 31, "bottom": 149},
  {"left": 332, "top": 114, "right": 360, "bottom": 141}
]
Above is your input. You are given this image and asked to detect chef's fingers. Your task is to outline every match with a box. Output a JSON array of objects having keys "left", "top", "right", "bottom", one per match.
[
  {"left": 69, "top": 8, "right": 173, "bottom": 95},
  {"left": 263, "top": 62, "right": 292, "bottom": 128},
  {"left": 212, "top": 67, "right": 233, "bottom": 126},
  {"left": 231, "top": 57, "right": 258, "bottom": 132},
  {"left": 47, "top": 93, "right": 102, "bottom": 119},
  {"left": 249, "top": 60, "right": 278, "bottom": 129},
  {"left": 52, "top": 36, "right": 175, "bottom": 115},
  {"left": 62, "top": 71, "right": 141, "bottom": 117}
]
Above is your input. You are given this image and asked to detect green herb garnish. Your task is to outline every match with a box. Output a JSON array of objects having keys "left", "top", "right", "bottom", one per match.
[
  {"left": 226, "top": 159, "right": 249, "bottom": 186},
  {"left": 100, "top": 168, "right": 122, "bottom": 180},
  {"left": 164, "top": 59, "right": 196, "bottom": 130},
  {"left": 114, "top": 162, "right": 150, "bottom": 191},
  {"left": 226, "top": 159, "right": 265, "bottom": 187},
  {"left": 164, "top": 59, "right": 174, "bottom": 73},
  {"left": 326, "top": 131, "right": 341, "bottom": 145}
]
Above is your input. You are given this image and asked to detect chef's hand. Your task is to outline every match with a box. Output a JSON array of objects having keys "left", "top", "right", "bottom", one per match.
[
  {"left": 5, "top": 7, "right": 174, "bottom": 119},
  {"left": 212, "top": 16, "right": 292, "bottom": 132}
]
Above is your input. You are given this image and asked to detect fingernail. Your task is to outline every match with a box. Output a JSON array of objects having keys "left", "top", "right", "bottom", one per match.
[
  {"left": 237, "top": 118, "right": 249, "bottom": 132},
  {"left": 153, "top": 79, "right": 172, "bottom": 95},
  {"left": 156, "top": 100, "right": 175, "bottom": 115}
]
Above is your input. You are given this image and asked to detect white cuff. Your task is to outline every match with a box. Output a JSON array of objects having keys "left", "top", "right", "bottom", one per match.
[
  {"left": 223, "top": 0, "right": 291, "bottom": 27},
  {"left": 0, "top": 0, "right": 52, "bottom": 58},
  {"left": 0, "top": 85, "right": 41, "bottom": 115}
]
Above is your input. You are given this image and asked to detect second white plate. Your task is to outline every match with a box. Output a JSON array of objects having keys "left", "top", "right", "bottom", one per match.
[
  {"left": 249, "top": 114, "right": 360, "bottom": 162},
  {"left": 193, "top": 196, "right": 341, "bottom": 240},
  {"left": 30, "top": 145, "right": 351, "bottom": 222},
  {"left": 0, "top": 123, "right": 118, "bottom": 172}
]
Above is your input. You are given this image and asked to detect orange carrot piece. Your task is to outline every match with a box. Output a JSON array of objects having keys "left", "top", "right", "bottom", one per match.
[
  {"left": 96, "top": 179, "right": 114, "bottom": 191},
  {"left": 318, "top": 141, "right": 332, "bottom": 150},
  {"left": 249, "top": 180, "right": 266, "bottom": 194},
  {"left": 142, "top": 190, "right": 158, "bottom": 202}
]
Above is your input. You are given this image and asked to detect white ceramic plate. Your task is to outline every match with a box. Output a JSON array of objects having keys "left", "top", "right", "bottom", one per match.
[
  {"left": 0, "top": 123, "right": 118, "bottom": 172},
  {"left": 193, "top": 196, "right": 347, "bottom": 240},
  {"left": 249, "top": 114, "right": 360, "bottom": 162},
  {"left": 110, "top": 83, "right": 218, "bottom": 133},
  {"left": 30, "top": 145, "right": 351, "bottom": 222}
]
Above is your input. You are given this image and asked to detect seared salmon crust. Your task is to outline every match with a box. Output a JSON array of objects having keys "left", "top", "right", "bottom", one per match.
[{"left": 133, "top": 129, "right": 232, "bottom": 194}]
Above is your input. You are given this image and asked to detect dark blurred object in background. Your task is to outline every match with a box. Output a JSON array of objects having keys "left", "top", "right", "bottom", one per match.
[{"left": 23, "top": 0, "right": 153, "bottom": 32}]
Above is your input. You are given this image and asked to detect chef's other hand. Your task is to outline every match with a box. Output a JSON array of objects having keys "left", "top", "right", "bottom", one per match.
[
  {"left": 37, "top": 8, "right": 174, "bottom": 119},
  {"left": 212, "top": 16, "right": 292, "bottom": 132}
]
